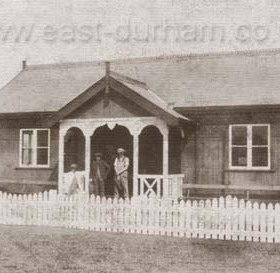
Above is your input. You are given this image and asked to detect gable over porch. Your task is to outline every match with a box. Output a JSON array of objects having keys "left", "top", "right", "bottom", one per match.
[{"left": 53, "top": 65, "right": 191, "bottom": 198}]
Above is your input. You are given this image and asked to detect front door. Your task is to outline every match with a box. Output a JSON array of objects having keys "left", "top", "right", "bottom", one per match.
[{"left": 91, "top": 124, "right": 133, "bottom": 197}]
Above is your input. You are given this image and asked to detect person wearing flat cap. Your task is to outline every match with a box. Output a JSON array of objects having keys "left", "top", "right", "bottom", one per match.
[
  {"left": 90, "top": 152, "right": 110, "bottom": 197},
  {"left": 114, "top": 148, "right": 130, "bottom": 198}
]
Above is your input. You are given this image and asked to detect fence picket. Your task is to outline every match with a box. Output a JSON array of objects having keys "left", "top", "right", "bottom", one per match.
[
  {"left": 179, "top": 200, "right": 185, "bottom": 237},
  {"left": 211, "top": 198, "right": 218, "bottom": 240},
  {"left": 218, "top": 197, "right": 225, "bottom": 240},
  {"left": 205, "top": 199, "right": 212, "bottom": 239},
  {"left": 100, "top": 197, "right": 107, "bottom": 232},
  {"left": 260, "top": 203, "right": 267, "bottom": 243},
  {"left": 154, "top": 198, "right": 160, "bottom": 235},
  {"left": 106, "top": 198, "right": 113, "bottom": 232},
  {"left": 135, "top": 197, "right": 142, "bottom": 234},
  {"left": 147, "top": 197, "right": 155, "bottom": 235},
  {"left": 142, "top": 197, "right": 149, "bottom": 235},
  {"left": 252, "top": 202, "right": 260, "bottom": 242},
  {"left": 130, "top": 196, "right": 137, "bottom": 233},
  {"left": 160, "top": 199, "right": 166, "bottom": 236},
  {"left": 118, "top": 198, "right": 124, "bottom": 233},
  {"left": 231, "top": 197, "right": 239, "bottom": 241},
  {"left": 173, "top": 199, "right": 179, "bottom": 237},
  {"left": 0, "top": 192, "right": 3, "bottom": 225},
  {"left": 191, "top": 200, "right": 198, "bottom": 238},
  {"left": 245, "top": 201, "right": 253, "bottom": 242},
  {"left": 198, "top": 200, "right": 205, "bottom": 239},
  {"left": 225, "top": 196, "right": 232, "bottom": 240},
  {"left": 239, "top": 199, "right": 245, "bottom": 241},
  {"left": 124, "top": 198, "right": 131, "bottom": 234},
  {"left": 185, "top": 200, "right": 191, "bottom": 238},
  {"left": 267, "top": 203, "right": 274, "bottom": 243},
  {"left": 274, "top": 203, "right": 280, "bottom": 243}
]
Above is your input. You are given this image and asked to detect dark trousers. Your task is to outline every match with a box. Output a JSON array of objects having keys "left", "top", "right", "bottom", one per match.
[{"left": 92, "top": 176, "right": 105, "bottom": 197}]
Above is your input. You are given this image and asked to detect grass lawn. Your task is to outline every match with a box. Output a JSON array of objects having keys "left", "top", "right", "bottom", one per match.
[{"left": 0, "top": 225, "right": 280, "bottom": 273}]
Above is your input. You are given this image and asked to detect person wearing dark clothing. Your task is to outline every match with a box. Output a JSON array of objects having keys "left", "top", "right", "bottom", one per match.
[{"left": 90, "top": 152, "right": 110, "bottom": 197}]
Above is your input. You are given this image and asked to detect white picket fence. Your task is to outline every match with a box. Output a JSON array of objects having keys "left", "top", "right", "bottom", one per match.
[{"left": 0, "top": 191, "right": 280, "bottom": 243}]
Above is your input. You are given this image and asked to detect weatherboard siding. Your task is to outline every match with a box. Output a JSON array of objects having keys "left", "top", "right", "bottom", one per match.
[
  {"left": 0, "top": 119, "right": 58, "bottom": 192},
  {"left": 2, "top": 109, "right": 280, "bottom": 195},
  {"left": 181, "top": 111, "right": 280, "bottom": 192}
]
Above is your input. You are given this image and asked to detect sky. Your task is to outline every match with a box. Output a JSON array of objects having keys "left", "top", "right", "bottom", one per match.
[{"left": 1, "top": 0, "right": 280, "bottom": 88}]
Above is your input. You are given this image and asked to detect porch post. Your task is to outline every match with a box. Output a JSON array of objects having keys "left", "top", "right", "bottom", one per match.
[
  {"left": 133, "top": 133, "right": 139, "bottom": 196},
  {"left": 58, "top": 128, "right": 65, "bottom": 193},
  {"left": 84, "top": 132, "right": 91, "bottom": 193},
  {"left": 162, "top": 128, "right": 169, "bottom": 197}
]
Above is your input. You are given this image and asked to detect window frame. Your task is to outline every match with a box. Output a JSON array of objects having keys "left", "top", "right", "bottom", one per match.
[
  {"left": 229, "top": 124, "right": 271, "bottom": 170},
  {"left": 19, "top": 129, "right": 51, "bottom": 168}
]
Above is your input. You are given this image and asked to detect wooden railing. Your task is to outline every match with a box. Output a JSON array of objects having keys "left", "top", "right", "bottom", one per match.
[
  {"left": 62, "top": 173, "right": 184, "bottom": 199},
  {"left": 137, "top": 175, "right": 163, "bottom": 197},
  {"left": 137, "top": 174, "right": 184, "bottom": 199},
  {"left": 167, "top": 174, "right": 184, "bottom": 199},
  {"left": 183, "top": 184, "right": 280, "bottom": 199}
]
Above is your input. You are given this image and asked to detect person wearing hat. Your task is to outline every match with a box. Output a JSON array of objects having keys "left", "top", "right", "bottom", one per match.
[
  {"left": 114, "top": 148, "right": 130, "bottom": 198},
  {"left": 90, "top": 152, "right": 110, "bottom": 197},
  {"left": 65, "top": 163, "right": 85, "bottom": 195}
]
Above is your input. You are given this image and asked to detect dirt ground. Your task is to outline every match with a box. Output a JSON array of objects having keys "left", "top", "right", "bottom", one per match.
[{"left": 0, "top": 225, "right": 280, "bottom": 273}]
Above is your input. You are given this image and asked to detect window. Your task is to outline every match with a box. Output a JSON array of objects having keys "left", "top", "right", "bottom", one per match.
[
  {"left": 229, "top": 125, "right": 270, "bottom": 170},
  {"left": 20, "top": 129, "right": 50, "bottom": 167}
]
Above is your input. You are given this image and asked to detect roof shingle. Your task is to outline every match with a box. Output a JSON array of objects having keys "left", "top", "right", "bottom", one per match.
[{"left": 1, "top": 48, "right": 280, "bottom": 114}]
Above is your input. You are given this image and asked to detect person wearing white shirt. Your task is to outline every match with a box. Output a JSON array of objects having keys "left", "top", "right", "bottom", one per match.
[
  {"left": 114, "top": 148, "right": 129, "bottom": 198},
  {"left": 64, "top": 164, "right": 85, "bottom": 195}
]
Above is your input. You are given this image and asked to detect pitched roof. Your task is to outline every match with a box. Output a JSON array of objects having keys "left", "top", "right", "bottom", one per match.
[
  {"left": 1, "top": 48, "right": 280, "bottom": 114},
  {"left": 0, "top": 63, "right": 105, "bottom": 113},
  {"left": 110, "top": 72, "right": 188, "bottom": 121},
  {"left": 48, "top": 73, "right": 189, "bottom": 127}
]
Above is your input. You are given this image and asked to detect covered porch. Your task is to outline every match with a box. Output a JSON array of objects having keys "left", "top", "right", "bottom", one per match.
[
  {"left": 58, "top": 117, "right": 185, "bottom": 199},
  {"left": 48, "top": 63, "right": 192, "bottom": 199}
]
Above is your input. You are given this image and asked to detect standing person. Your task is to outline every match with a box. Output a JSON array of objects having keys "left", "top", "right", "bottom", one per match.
[
  {"left": 114, "top": 148, "right": 130, "bottom": 199},
  {"left": 90, "top": 152, "right": 110, "bottom": 197},
  {"left": 65, "top": 163, "right": 85, "bottom": 195},
  {"left": 105, "top": 144, "right": 117, "bottom": 195}
]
